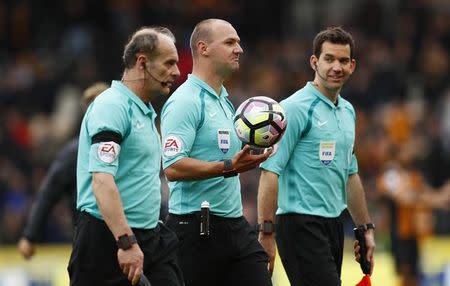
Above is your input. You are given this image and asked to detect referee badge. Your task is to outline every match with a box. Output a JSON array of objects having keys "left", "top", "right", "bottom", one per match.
[
  {"left": 217, "top": 129, "right": 231, "bottom": 154},
  {"left": 97, "top": 141, "right": 121, "bottom": 163},
  {"left": 319, "top": 140, "right": 335, "bottom": 166}
]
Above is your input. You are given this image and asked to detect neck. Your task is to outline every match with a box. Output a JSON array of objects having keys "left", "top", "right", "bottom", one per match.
[
  {"left": 192, "top": 62, "right": 225, "bottom": 96},
  {"left": 312, "top": 80, "right": 339, "bottom": 104},
  {"left": 121, "top": 69, "right": 151, "bottom": 103}
]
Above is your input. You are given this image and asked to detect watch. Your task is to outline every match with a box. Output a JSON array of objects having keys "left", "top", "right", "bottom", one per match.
[
  {"left": 117, "top": 233, "right": 137, "bottom": 250},
  {"left": 357, "top": 223, "right": 376, "bottom": 231},
  {"left": 256, "top": 221, "right": 276, "bottom": 234},
  {"left": 223, "top": 159, "right": 238, "bottom": 178}
]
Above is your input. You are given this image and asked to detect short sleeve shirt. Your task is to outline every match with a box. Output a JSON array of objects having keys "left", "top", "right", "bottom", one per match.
[
  {"left": 261, "top": 82, "right": 358, "bottom": 218},
  {"left": 161, "top": 74, "right": 242, "bottom": 217},
  {"left": 77, "top": 81, "right": 161, "bottom": 229}
]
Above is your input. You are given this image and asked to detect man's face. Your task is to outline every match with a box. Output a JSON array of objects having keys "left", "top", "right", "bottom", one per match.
[
  {"left": 313, "top": 41, "right": 355, "bottom": 91},
  {"left": 206, "top": 22, "right": 243, "bottom": 76},
  {"left": 147, "top": 35, "right": 180, "bottom": 96}
]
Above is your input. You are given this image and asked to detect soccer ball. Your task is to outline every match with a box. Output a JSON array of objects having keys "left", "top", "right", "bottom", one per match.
[{"left": 233, "top": 96, "right": 287, "bottom": 148}]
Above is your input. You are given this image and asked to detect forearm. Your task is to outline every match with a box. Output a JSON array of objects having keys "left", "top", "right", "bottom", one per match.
[
  {"left": 257, "top": 169, "right": 279, "bottom": 224},
  {"left": 347, "top": 173, "right": 372, "bottom": 226},
  {"left": 164, "top": 157, "right": 225, "bottom": 181},
  {"left": 92, "top": 172, "right": 132, "bottom": 239}
]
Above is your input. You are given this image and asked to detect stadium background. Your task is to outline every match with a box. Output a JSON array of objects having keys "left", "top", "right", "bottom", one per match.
[{"left": 0, "top": 0, "right": 450, "bottom": 285}]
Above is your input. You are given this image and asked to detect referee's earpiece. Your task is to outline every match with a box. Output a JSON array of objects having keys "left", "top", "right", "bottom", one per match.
[{"left": 314, "top": 62, "right": 318, "bottom": 71}]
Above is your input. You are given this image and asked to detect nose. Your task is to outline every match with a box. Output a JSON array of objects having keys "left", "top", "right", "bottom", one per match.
[
  {"left": 172, "top": 65, "right": 180, "bottom": 77},
  {"left": 235, "top": 43, "right": 243, "bottom": 54},
  {"left": 332, "top": 60, "right": 343, "bottom": 72}
]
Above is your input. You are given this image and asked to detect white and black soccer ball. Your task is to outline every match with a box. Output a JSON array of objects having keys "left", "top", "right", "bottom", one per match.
[{"left": 233, "top": 96, "right": 287, "bottom": 148}]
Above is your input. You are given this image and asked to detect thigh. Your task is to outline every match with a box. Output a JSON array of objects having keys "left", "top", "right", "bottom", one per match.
[
  {"left": 68, "top": 212, "right": 130, "bottom": 286},
  {"left": 276, "top": 214, "right": 340, "bottom": 286},
  {"left": 166, "top": 214, "right": 224, "bottom": 286},
  {"left": 143, "top": 223, "right": 184, "bottom": 286},
  {"left": 225, "top": 219, "right": 272, "bottom": 286}
]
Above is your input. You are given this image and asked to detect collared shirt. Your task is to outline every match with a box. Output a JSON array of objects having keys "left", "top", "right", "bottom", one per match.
[
  {"left": 161, "top": 74, "right": 242, "bottom": 217},
  {"left": 77, "top": 80, "right": 161, "bottom": 229},
  {"left": 261, "top": 82, "right": 358, "bottom": 218}
]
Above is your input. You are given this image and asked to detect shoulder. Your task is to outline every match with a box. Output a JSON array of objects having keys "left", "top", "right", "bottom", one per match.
[
  {"left": 339, "top": 96, "right": 356, "bottom": 119},
  {"left": 163, "top": 82, "right": 204, "bottom": 114},
  {"left": 281, "top": 87, "right": 318, "bottom": 118}
]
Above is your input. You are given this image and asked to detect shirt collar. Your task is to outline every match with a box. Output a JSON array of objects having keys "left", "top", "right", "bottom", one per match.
[
  {"left": 111, "top": 80, "right": 156, "bottom": 117},
  {"left": 187, "top": 74, "right": 229, "bottom": 99},
  {"left": 306, "top": 81, "right": 342, "bottom": 109}
]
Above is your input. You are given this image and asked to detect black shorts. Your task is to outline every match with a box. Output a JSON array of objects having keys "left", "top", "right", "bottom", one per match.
[
  {"left": 276, "top": 213, "right": 344, "bottom": 286},
  {"left": 391, "top": 237, "right": 419, "bottom": 276},
  {"left": 166, "top": 213, "right": 272, "bottom": 286},
  {"left": 68, "top": 212, "right": 183, "bottom": 286}
]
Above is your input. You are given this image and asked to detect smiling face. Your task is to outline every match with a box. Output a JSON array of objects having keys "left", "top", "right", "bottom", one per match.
[
  {"left": 206, "top": 21, "right": 243, "bottom": 77},
  {"left": 310, "top": 41, "right": 356, "bottom": 101}
]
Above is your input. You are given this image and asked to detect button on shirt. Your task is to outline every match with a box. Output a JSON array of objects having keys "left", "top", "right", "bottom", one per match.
[
  {"left": 261, "top": 82, "right": 358, "bottom": 218},
  {"left": 77, "top": 81, "right": 161, "bottom": 229}
]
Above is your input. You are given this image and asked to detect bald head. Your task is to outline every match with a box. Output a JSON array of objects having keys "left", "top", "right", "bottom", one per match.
[
  {"left": 189, "top": 19, "right": 231, "bottom": 58},
  {"left": 122, "top": 26, "right": 176, "bottom": 69}
]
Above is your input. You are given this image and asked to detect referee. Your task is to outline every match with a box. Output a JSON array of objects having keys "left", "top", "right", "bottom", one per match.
[
  {"left": 161, "top": 19, "right": 272, "bottom": 286},
  {"left": 68, "top": 27, "right": 183, "bottom": 286},
  {"left": 257, "top": 27, "right": 376, "bottom": 286}
]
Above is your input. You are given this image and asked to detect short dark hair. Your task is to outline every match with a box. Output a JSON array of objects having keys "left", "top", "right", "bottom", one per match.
[
  {"left": 189, "top": 19, "right": 226, "bottom": 58},
  {"left": 313, "top": 27, "right": 355, "bottom": 59},
  {"left": 122, "top": 26, "right": 175, "bottom": 69}
]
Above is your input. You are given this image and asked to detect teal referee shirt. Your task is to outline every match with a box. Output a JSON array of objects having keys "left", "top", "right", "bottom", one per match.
[
  {"left": 261, "top": 82, "right": 358, "bottom": 218},
  {"left": 77, "top": 80, "right": 161, "bottom": 229},
  {"left": 161, "top": 74, "right": 242, "bottom": 217}
]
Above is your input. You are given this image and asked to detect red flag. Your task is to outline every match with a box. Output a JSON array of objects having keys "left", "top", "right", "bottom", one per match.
[{"left": 356, "top": 274, "right": 371, "bottom": 286}]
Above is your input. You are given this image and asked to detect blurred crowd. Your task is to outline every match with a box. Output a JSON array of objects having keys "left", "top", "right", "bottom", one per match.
[{"left": 0, "top": 0, "right": 449, "bottom": 255}]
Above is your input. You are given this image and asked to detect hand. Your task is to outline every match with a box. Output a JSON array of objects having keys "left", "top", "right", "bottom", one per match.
[
  {"left": 118, "top": 244, "right": 144, "bottom": 285},
  {"left": 258, "top": 232, "right": 276, "bottom": 276},
  {"left": 17, "top": 237, "right": 35, "bottom": 260},
  {"left": 232, "top": 145, "right": 272, "bottom": 173},
  {"left": 353, "top": 229, "right": 375, "bottom": 275}
]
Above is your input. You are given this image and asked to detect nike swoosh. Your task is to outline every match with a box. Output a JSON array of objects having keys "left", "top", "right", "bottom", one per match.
[
  {"left": 318, "top": 120, "right": 328, "bottom": 127},
  {"left": 209, "top": 112, "right": 217, "bottom": 117},
  {"left": 136, "top": 123, "right": 145, "bottom": 129}
]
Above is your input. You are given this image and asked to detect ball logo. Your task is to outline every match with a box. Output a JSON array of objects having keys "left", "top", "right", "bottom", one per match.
[
  {"left": 163, "top": 135, "right": 182, "bottom": 157},
  {"left": 97, "top": 142, "right": 120, "bottom": 163}
]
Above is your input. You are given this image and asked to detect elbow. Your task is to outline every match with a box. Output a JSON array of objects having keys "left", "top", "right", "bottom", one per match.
[{"left": 164, "top": 167, "right": 179, "bottom": 182}]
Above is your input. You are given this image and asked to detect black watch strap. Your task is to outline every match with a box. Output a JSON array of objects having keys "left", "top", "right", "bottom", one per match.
[
  {"left": 223, "top": 159, "right": 238, "bottom": 178},
  {"left": 257, "top": 221, "right": 276, "bottom": 234},
  {"left": 117, "top": 233, "right": 137, "bottom": 250},
  {"left": 357, "top": 223, "right": 376, "bottom": 231}
]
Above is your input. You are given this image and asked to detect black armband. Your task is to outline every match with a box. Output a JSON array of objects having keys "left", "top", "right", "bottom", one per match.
[{"left": 92, "top": 131, "right": 122, "bottom": 144}]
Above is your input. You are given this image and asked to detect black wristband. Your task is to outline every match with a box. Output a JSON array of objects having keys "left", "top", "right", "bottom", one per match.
[
  {"left": 357, "top": 223, "right": 375, "bottom": 231},
  {"left": 223, "top": 159, "right": 238, "bottom": 178},
  {"left": 117, "top": 233, "right": 137, "bottom": 250},
  {"left": 256, "top": 221, "right": 276, "bottom": 234}
]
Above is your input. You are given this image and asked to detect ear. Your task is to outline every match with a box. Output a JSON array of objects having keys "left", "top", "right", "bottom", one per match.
[
  {"left": 198, "top": 41, "right": 208, "bottom": 56},
  {"left": 349, "top": 58, "right": 356, "bottom": 75},
  {"left": 136, "top": 54, "right": 147, "bottom": 69},
  {"left": 310, "top": 55, "right": 318, "bottom": 71}
]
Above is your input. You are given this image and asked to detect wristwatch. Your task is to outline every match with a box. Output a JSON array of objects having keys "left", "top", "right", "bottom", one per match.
[
  {"left": 357, "top": 223, "right": 376, "bottom": 231},
  {"left": 223, "top": 159, "right": 238, "bottom": 178},
  {"left": 117, "top": 233, "right": 137, "bottom": 250},
  {"left": 256, "top": 221, "right": 276, "bottom": 234}
]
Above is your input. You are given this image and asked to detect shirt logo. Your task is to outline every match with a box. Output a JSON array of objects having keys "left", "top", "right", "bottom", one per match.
[
  {"left": 319, "top": 141, "right": 335, "bottom": 166},
  {"left": 217, "top": 129, "right": 231, "bottom": 154},
  {"left": 209, "top": 111, "right": 217, "bottom": 118},
  {"left": 317, "top": 120, "right": 328, "bottom": 127},
  {"left": 135, "top": 121, "right": 145, "bottom": 129},
  {"left": 97, "top": 141, "right": 121, "bottom": 163},
  {"left": 163, "top": 135, "right": 182, "bottom": 157}
]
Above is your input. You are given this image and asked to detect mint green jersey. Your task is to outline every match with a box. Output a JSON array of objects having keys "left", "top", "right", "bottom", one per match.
[
  {"left": 77, "top": 81, "right": 161, "bottom": 229},
  {"left": 261, "top": 82, "right": 358, "bottom": 218},
  {"left": 161, "top": 75, "right": 242, "bottom": 217}
]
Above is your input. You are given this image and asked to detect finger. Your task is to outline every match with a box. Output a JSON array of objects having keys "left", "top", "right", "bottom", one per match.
[
  {"left": 128, "top": 266, "right": 136, "bottom": 282},
  {"left": 268, "top": 259, "right": 275, "bottom": 277},
  {"left": 123, "top": 265, "right": 130, "bottom": 276},
  {"left": 131, "top": 268, "right": 141, "bottom": 285}
]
